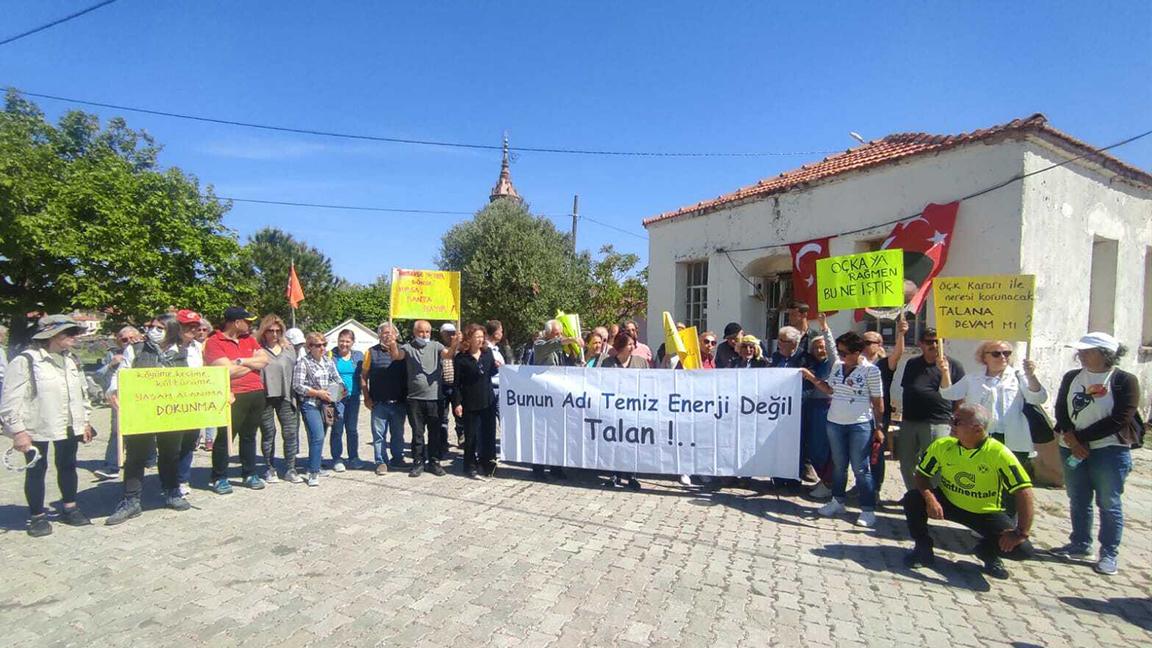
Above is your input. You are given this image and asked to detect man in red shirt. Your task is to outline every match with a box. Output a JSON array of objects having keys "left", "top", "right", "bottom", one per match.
[{"left": 202, "top": 307, "right": 269, "bottom": 494}]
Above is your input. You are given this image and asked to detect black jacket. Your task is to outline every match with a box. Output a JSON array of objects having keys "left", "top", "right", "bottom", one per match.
[
  {"left": 727, "top": 356, "right": 769, "bottom": 369},
  {"left": 452, "top": 349, "right": 498, "bottom": 412},
  {"left": 1055, "top": 368, "right": 1141, "bottom": 446}
]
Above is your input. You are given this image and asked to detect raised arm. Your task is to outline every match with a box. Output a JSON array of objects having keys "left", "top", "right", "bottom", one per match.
[{"left": 888, "top": 314, "right": 908, "bottom": 372}]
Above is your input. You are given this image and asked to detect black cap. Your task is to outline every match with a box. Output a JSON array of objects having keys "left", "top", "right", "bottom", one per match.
[
  {"left": 723, "top": 322, "right": 743, "bottom": 339},
  {"left": 223, "top": 306, "right": 256, "bottom": 322}
]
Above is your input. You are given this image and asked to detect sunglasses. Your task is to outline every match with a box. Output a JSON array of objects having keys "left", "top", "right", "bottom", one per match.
[
  {"left": 985, "top": 350, "right": 1012, "bottom": 358},
  {"left": 308, "top": 342, "right": 326, "bottom": 348},
  {"left": 922, "top": 339, "right": 940, "bottom": 346},
  {"left": 267, "top": 328, "right": 283, "bottom": 334},
  {"left": 703, "top": 339, "right": 717, "bottom": 346}
]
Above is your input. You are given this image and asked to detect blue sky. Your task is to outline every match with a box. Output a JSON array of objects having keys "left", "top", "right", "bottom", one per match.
[{"left": 2, "top": 1, "right": 1149, "bottom": 284}]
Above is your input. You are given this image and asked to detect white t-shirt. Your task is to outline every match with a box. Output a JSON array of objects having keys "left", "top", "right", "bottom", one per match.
[
  {"left": 1060, "top": 369, "right": 1125, "bottom": 450},
  {"left": 939, "top": 369, "right": 1047, "bottom": 454},
  {"left": 827, "top": 359, "right": 884, "bottom": 425}
]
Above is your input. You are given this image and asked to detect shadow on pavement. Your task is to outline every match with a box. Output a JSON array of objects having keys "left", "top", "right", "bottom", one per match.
[
  {"left": 811, "top": 543, "right": 992, "bottom": 592},
  {"left": 1059, "top": 596, "right": 1152, "bottom": 631}
]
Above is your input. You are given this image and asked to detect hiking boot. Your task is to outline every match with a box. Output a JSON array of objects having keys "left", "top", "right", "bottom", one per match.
[
  {"left": 58, "top": 506, "right": 91, "bottom": 527},
  {"left": 105, "top": 498, "right": 142, "bottom": 526},
  {"left": 27, "top": 515, "right": 52, "bottom": 537}
]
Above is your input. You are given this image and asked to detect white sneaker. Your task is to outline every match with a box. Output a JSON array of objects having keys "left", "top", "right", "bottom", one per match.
[
  {"left": 178, "top": 483, "right": 191, "bottom": 497},
  {"left": 855, "top": 510, "right": 877, "bottom": 528},
  {"left": 679, "top": 474, "right": 692, "bottom": 487},
  {"left": 332, "top": 461, "right": 346, "bottom": 473},
  {"left": 818, "top": 499, "right": 846, "bottom": 517},
  {"left": 809, "top": 483, "right": 832, "bottom": 499},
  {"left": 307, "top": 473, "right": 319, "bottom": 487},
  {"left": 264, "top": 468, "right": 279, "bottom": 484}
]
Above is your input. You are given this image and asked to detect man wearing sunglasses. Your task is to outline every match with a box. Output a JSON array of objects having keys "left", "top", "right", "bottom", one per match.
[
  {"left": 897, "top": 328, "right": 965, "bottom": 490},
  {"left": 902, "top": 403, "right": 1035, "bottom": 579}
]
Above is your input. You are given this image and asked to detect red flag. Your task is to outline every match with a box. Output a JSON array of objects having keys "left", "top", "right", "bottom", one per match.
[
  {"left": 788, "top": 236, "right": 831, "bottom": 310},
  {"left": 877, "top": 201, "right": 960, "bottom": 313},
  {"left": 286, "top": 263, "right": 305, "bottom": 309}
]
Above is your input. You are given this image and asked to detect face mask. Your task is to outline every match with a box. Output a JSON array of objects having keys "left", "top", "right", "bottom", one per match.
[
  {"left": 146, "top": 327, "right": 165, "bottom": 344},
  {"left": 411, "top": 336, "right": 429, "bottom": 348}
]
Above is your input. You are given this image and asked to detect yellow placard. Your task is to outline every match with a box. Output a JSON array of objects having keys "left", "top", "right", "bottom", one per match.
[
  {"left": 556, "top": 311, "right": 584, "bottom": 362},
  {"left": 118, "top": 367, "right": 232, "bottom": 435},
  {"left": 933, "top": 274, "right": 1035, "bottom": 341},
  {"left": 679, "top": 326, "right": 702, "bottom": 369},
  {"left": 662, "top": 311, "right": 687, "bottom": 356},
  {"left": 390, "top": 268, "right": 462, "bottom": 321},
  {"left": 816, "top": 249, "right": 905, "bottom": 311}
]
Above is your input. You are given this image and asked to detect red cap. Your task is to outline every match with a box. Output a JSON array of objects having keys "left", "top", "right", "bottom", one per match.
[{"left": 176, "top": 309, "right": 203, "bottom": 325}]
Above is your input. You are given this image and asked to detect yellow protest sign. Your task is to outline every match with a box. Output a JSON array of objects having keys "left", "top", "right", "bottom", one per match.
[
  {"left": 556, "top": 310, "right": 584, "bottom": 362},
  {"left": 662, "top": 311, "right": 686, "bottom": 356},
  {"left": 390, "top": 268, "right": 461, "bottom": 321},
  {"left": 679, "top": 325, "right": 702, "bottom": 369},
  {"left": 933, "top": 274, "right": 1035, "bottom": 341},
  {"left": 118, "top": 367, "right": 232, "bottom": 435},
  {"left": 816, "top": 249, "right": 904, "bottom": 311}
]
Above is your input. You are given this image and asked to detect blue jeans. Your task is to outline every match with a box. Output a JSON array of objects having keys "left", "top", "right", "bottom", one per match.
[
  {"left": 330, "top": 395, "right": 360, "bottom": 462},
  {"left": 370, "top": 401, "right": 407, "bottom": 464},
  {"left": 827, "top": 421, "right": 876, "bottom": 509},
  {"left": 801, "top": 399, "right": 831, "bottom": 479},
  {"left": 300, "top": 403, "right": 327, "bottom": 474},
  {"left": 1061, "top": 445, "right": 1132, "bottom": 559}
]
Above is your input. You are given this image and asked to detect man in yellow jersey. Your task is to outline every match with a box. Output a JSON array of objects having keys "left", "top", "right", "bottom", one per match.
[{"left": 903, "top": 403, "right": 1035, "bottom": 579}]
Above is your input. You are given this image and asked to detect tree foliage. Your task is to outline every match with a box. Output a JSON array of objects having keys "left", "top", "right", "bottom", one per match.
[
  {"left": 586, "top": 244, "right": 647, "bottom": 327},
  {"left": 0, "top": 91, "right": 251, "bottom": 339},
  {"left": 438, "top": 199, "right": 591, "bottom": 346},
  {"left": 328, "top": 275, "right": 391, "bottom": 332},
  {"left": 244, "top": 227, "right": 341, "bottom": 330}
]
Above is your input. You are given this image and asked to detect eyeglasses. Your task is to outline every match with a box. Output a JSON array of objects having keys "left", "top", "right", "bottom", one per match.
[
  {"left": 922, "top": 339, "right": 940, "bottom": 346},
  {"left": 702, "top": 339, "right": 717, "bottom": 346},
  {"left": 985, "top": 350, "right": 1012, "bottom": 358}
]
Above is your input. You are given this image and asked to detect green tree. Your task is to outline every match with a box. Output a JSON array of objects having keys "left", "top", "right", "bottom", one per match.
[
  {"left": 438, "top": 199, "right": 590, "bottom": 347},
  {"left": 328, "top": 275, "right": 391, "bottom": 331},
  {"left": 0, "top": 90, "right": 252, "bottom": 343},
  {"left": 244, "top": 227, "right": 340, "bottom": 330},
  {"left": 586, "top": 244, "right": 647, "bottom": 326}
]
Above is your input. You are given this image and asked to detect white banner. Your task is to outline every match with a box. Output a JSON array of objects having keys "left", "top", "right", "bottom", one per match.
[{"left": 499, "top": 366, "right": 801, "bottom": 478}]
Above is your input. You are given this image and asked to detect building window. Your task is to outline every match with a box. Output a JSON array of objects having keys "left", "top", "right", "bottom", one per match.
[
  {"left": 763, "top": 273, "right": 793, "bottom": 342},
  {"left": 1088, "top": 237, "right": 1119, "bottom": 333},
  {"left": 684, "top": 261, "right": 708, "bottom": 331}
]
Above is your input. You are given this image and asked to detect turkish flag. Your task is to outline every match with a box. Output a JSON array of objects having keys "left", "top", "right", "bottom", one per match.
[
  {"left": 877, "top": 201, "right": 960, "bottom": 313},
  {"left": 788, "top": 236, "right": 831, "bottom": 310},
  {"left": 286, "top": 263, "right": 305, "bottom": 309}
]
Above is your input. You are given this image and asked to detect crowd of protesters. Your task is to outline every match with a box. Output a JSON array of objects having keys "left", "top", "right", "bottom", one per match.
[{"left": 0, "top": 302, "right": 1144, "bottom": 581}]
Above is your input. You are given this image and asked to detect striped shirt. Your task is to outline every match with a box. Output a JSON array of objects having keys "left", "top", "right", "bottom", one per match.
[{"left": 827, "top": 358, "right": 884, "bottom": 425}]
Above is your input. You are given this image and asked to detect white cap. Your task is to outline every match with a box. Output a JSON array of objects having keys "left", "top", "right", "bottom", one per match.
[
  {"left": 440, "top": 323, "right": 457, "bottom": 333},
  {"left": 284, "top": 328, "right": 306, "bottom": 346},
  {"left": 1066, "top": 331, "right": 1120, "bottom": 353}
]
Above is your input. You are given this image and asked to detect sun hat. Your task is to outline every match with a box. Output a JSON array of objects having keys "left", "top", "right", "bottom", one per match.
[
  {"left": 31, "top": 314, "right": 85, "bottom": 340},
  {"left": 1066, "top": 332, "right": 1120, "bottom": 353}
]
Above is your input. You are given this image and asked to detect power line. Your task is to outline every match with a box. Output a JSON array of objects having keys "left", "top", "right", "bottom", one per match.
[
  {"left": 14, "top": 89, "right": 837, "bottom": 158},
  {"left": 718, "top": 125, "right": 1152, "bottom": 254},
  {"left": 219, "top": 196, "right": 649, "bottom": 240},
  {"left": 0, "top": 0, "right": 120, "bottom": 47}
]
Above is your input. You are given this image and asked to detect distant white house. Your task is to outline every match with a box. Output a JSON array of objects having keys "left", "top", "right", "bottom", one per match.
[{"left": 324, "top": 319, "right": 378, "bottom": 354}]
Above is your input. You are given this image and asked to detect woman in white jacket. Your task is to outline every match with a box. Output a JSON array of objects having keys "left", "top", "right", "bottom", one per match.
[
  {"left": 938, "top": 339, "right": 1046, "bottom": 515},
  {"left": 0, "top": 315, "right": 94, "bottom": 537}
]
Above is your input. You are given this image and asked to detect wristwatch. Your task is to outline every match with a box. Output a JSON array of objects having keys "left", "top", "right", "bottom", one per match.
[{"left": 234, "top": 358, "right": 244, "bottom": 366}]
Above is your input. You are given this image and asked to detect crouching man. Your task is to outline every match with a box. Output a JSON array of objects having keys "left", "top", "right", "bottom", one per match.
[{"left": 902, "top": 403, "right": 1035, "bottom": 579}]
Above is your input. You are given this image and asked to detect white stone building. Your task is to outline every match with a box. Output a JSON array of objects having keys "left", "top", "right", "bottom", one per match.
[{"left": 643, "top": 115, "right": 1152, "bottom": 405}]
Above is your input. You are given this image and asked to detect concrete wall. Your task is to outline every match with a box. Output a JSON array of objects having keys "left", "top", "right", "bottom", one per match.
[{"left": 1018, "top": 138, "right": 1152, "bottom": 407}]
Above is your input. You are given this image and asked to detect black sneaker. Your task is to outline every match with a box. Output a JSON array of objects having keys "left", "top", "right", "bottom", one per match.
[
  {"left": 484, "top": 463, "right": 497, "bottom": 478},
  {"left": 983, "top": 557, "right": 1010, "bottom": 580},
  {"left": 27, "top": 515, "right": 52, "bottom": 537},
  {"left": 166, "top": 493, "right": 191, "bottom": 512},
  {"left": 58, "top": 506, "right": 91, "bottom": 527},
  {"left": 429, "top": 463, "right": 446, "bottom": 477},
  {"left": 409, "top": 464, "right": 425, "bottom": 478},
  {"left": 903, "top": 546, "right": 936, "bottom": 569},
  {"left": 626, "top": 477, "right": 642, "bottom": 491},
  {"left": 466, "top": 469, "right": 480, "bottom": 480},
  {"left": 106, "top": 498, "right": 143, "bottom": 525}
]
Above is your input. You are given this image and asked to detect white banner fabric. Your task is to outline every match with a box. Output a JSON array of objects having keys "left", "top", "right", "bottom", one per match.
[{"left": 499, "top": 366, "right": 801, "bottom": 479}]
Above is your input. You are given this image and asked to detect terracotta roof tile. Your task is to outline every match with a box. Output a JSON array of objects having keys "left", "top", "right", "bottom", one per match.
[{"left": 642, "top": 114, "right": 1152, "bottom": 227}]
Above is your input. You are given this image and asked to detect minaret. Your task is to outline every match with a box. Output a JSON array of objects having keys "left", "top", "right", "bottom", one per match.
[{"left": 489, "top": 133, "right": 523, "bottom": 204}]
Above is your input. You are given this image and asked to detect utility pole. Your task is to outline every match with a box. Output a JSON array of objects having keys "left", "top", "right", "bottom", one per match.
[{"left": 570, "top": 194, "right": 579, "bottom": 251}]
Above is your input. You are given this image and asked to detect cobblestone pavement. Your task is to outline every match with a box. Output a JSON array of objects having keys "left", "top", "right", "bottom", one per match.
[{"left": 0, "top": 405, "right": 1149, "bottom": 647}]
